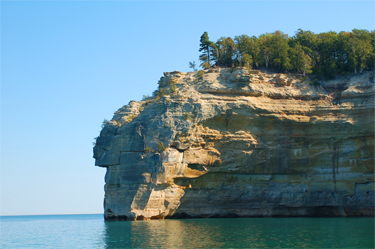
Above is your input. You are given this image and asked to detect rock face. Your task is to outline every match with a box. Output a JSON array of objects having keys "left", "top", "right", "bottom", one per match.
[{"left": 93, "top": 68, "right": 375, "bottom": 220}]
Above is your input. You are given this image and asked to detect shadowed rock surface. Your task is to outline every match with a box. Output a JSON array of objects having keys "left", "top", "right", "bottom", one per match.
[{"left": 93, "top": 68, "right": 374, "bottom": 220}]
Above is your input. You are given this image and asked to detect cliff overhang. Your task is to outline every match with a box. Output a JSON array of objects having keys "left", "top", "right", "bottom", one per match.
[{"left": 94, "top": 68, "right": 375, "bottom": 220}]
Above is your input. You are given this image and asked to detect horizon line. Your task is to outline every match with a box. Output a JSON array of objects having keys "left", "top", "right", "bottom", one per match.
[{"left": 0, "top": 213, "right": 104, "bottom": 217}]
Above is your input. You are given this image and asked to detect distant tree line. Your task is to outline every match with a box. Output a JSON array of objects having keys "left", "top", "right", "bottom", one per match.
[{"left": 198, "top": 29, "right": 374, "bottom": 79}]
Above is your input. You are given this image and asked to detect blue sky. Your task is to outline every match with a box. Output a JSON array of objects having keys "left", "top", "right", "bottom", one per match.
[{"left": 1, "top": 1, "right": 374, "bottom": 216}]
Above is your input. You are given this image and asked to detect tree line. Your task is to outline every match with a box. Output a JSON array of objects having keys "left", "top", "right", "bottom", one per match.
[{"left": 197, "top": 29, "right": 374, "bottom": 79}]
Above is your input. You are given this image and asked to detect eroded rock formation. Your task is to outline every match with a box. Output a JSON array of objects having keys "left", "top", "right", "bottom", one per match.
[{"left": 93, "top": 68, "right": 374, "bottom": 220}]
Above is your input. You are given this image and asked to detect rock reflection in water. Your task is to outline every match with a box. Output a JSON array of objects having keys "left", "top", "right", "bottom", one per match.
[
  {"left": 103, "top": 219, "right": 223, "bottom": 248},
  {"left": 103, "top": 218, "right": 374, "bottom": 248}
]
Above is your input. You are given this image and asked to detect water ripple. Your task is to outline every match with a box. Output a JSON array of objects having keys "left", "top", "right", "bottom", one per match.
[{"left": 1, "top": 215, "right": 374, "bottom": 248}]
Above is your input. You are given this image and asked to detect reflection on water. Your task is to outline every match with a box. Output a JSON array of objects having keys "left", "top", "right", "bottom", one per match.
[
  {"left": 2, "top": 215, "right": 372, "bottom": 248},
  {"left": 103, "top": 218, "right": 374, "bottom": 248}
]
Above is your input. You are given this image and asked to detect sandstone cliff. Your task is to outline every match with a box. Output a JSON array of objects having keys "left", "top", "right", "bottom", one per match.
[{"left": 93, "top": 68, "right": 374, "bottom": 220}]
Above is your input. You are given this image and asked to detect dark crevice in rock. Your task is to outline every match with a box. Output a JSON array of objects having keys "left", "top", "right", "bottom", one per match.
[
  {"left": 199, "top": 91, "right": 324, "bottom": 100},
  {"left": 169, "top": 145, "right": 187, "bottom": 152},
  {"left": 225, "top": 109, "right": 232, "bottom": 130},
  {"left": 332, "top": 140, "right": 340, "bottom": 193}
]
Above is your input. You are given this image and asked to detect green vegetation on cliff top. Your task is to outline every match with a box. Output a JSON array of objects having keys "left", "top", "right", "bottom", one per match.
[{"left": 197, "top": 29, "right": 374, "bottom": 80}]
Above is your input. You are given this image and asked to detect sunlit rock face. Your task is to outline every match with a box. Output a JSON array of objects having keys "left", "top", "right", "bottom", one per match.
[{"left": 93, "top": 68, "right": 374, "bottom": 220}]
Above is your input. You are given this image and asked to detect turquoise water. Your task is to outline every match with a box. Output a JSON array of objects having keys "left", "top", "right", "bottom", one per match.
[{"left": 1, "top": 214, "right": 374, "bottom": 248}]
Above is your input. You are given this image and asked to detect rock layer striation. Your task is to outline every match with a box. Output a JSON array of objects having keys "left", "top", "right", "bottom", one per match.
[{"left": 93, "top": 68, "right": 375, "bottom": 220}]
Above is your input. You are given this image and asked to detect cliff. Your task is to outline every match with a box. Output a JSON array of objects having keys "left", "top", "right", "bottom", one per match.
[{"left": 93, "top": 68, "right": 374, "bottom": 220}]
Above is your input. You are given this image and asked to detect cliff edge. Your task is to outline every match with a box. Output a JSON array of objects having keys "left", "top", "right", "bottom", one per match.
[{"left": 93, "top": 68, "right": 374, "bottom": 220}]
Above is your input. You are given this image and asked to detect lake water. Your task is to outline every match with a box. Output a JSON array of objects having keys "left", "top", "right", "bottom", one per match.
[{"left": 1, "top": 214, "right": 374, "bottom": 248}]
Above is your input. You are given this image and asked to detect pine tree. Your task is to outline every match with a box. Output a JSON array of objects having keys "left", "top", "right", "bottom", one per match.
[
  {"left": 189, "top": 61, "right": 197, "bottom": 71},
  {"left": 199, "top": 32, "right": 212, "bottom": 69}
]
